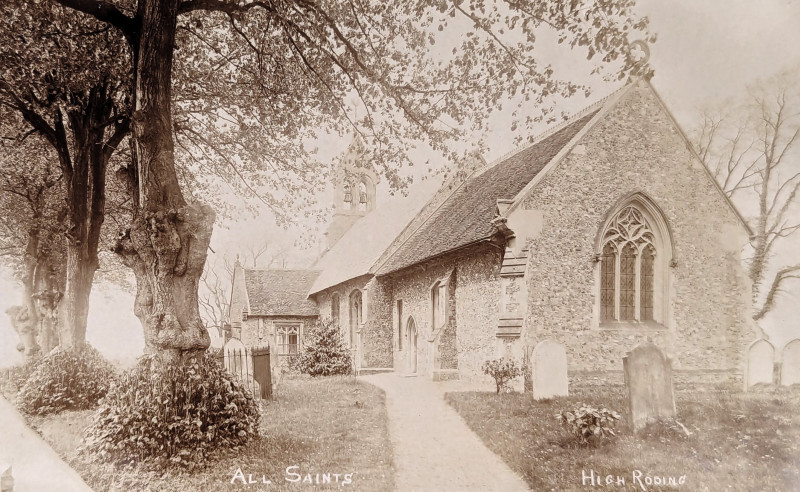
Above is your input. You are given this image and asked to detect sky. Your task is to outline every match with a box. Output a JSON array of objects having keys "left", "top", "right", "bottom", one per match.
[{"left": 1, "top": 0, "right": 799, "bottom": 368}]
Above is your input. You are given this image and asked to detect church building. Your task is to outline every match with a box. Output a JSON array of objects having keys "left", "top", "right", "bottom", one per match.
[{"left": 236, "top": 78, "right": 757, "bottom": 387}]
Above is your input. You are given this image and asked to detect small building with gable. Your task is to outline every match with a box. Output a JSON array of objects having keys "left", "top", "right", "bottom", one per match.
[{"left": 228, "top": 263, "right": 319, "bottom": 371}]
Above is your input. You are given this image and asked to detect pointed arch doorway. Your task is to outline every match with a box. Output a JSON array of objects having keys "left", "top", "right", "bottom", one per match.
[{"left": 406, "top": 316, "right": 418, "bottom": 375}]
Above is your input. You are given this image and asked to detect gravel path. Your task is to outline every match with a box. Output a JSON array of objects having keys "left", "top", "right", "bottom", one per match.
[{"left": 361, "top": 373, "right": 530, "bottom": 492}]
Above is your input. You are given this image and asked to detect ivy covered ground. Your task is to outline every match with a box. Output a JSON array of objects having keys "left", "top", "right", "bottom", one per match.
[
  {"left": 24, "top": 376, "right": 394, "bottom": 491},
  {"left": 446, "top": 385, "right": 800, "bottom": 491}
]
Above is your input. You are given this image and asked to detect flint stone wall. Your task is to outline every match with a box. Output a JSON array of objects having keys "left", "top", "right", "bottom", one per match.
[
  {"left": 387, "top": 246, "right": 502, "bottom": 380},
  {"left": 520, "top": 83, "right": 755, "bottom": 377}
]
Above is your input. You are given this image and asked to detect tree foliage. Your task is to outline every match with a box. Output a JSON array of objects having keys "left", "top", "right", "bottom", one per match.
[
  {"left": 0, "top": 0, "right": 131, "bottom": 348},
  {"left": 44, "top": 0, "right": 650, "bottom": 362},
  {"left": 296, "top": 318, "right": 352, "bottom": 376},
  {"left": 0, "top": 114, "right": 66, "bottom": 356},
  {"left": 693, "top": 68, "right": 800, "bottom": 321}
]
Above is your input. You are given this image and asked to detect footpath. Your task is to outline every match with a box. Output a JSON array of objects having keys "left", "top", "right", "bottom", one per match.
[
  {"left": 361, "top": 373, "right": 530, "bottom": 492},
  {"left": 0, "top": 395, "right": 93, "bottom": 492}
]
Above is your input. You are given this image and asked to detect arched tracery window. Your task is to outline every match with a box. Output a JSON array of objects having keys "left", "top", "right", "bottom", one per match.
[{"left": 599, "top": 204, "right": 667, "bottom": 324}]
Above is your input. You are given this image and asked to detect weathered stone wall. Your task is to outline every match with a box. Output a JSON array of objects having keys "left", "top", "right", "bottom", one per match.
[
  {"left": 310, "top": 275, "right": 374, "bottom": 368},
  {"left": 519, "top": 82, "right": 755, "bottom": 376},
  {"left": 439, "top": 272, "right": 459, "bottom": 370},
  {"left": 362, "top": 277, "right": 393, "bottom": 368},
  {"left": 239, "top": 316, "right": 316, "bottom": 376},
  {"left": 387, "top": 246, "right": 502, "bottom": 380}
]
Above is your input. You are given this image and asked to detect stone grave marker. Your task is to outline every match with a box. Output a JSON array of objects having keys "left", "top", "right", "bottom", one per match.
[
  {"left": 745, "top": 339, "right": 775, "bottom": 388},
  {"left": 531, "top": 340, "right": 569, "bottom": 400},
  {"left": 780, "top": 339, "right": 800, "bottom": 386},
  {"left": 623, "top": 341, "right": 675, "bottom": 431}
]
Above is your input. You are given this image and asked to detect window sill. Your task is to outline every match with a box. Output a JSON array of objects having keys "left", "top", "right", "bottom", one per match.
[{"left": 599, "top": 321, "right": 668, "bottom": 331}]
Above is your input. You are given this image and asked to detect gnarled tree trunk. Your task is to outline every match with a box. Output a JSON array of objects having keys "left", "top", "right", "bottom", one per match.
[{"left": 113, "top": 0, "right": 212, "bottom": 364}]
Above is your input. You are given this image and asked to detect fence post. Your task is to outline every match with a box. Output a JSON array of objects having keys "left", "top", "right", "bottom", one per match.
[{"left": 252, "top": 346, "right": 273, "bottom": 400}]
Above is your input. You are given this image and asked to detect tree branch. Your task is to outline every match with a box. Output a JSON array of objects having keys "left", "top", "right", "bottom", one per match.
[
  {"left": 50, "top": 0, "right": 137, "bottom": 41},
  {"left": 754, "top": 264, "right": 800, "bottom": 321},
  {"left": 178, "top": 0, "right": 273, "bottom": 15}
]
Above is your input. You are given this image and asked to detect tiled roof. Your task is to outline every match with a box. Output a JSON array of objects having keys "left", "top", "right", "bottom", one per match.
[
  {"left": 244, "top": 269, "right": 320, "bottom": 316},
  {"left": 376, "top": 110, "right": 598, "bottom": 275},
  {"left": 308, "top": 196, "right": 426, "bottom": 295}
]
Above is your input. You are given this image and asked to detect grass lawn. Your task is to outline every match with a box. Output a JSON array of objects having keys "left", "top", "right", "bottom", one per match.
[
  {"left": 28, "top": 376, "right": 394, "bottom": 491},
  {"left": 446, "top": 386, "right": 800, "bottom": 491}
]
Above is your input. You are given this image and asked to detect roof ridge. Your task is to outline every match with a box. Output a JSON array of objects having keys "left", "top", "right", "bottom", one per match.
[
  {"left": 371, "top": 159, "right": 485, "bottom": 276},
  {"left": 483, "top": 86, "right": 626, "bottom": 171}
]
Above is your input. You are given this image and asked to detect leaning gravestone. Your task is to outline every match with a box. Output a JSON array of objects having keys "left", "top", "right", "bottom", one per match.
[
  {"left": 745, "top": 339, "right": 775, "bottom": 388},
  {"left": 780, "top": 339, "right": 800, "bottom": 386},
  {"left": 531, "top": 340, "right": 569, "bottom": 400},
  {"left": 623, "top": 341, "right": 675, "bottom": 431}
]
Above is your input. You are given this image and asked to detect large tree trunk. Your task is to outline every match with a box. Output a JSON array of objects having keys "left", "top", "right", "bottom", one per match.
[
  {"left": 10, "top": 221, "right": 64, "bottom": 357},
  {"left": 17, "top": 226, "right": 43, "bottom": 358},
  {"left": 57, "top": 82, "right": 116, "bottom": 349},
  {"left": 114, "top": 0, "right": 212, "bottom": 364},
  {"left": 60, "top": 245, "right": 94, "bottom": 348}
]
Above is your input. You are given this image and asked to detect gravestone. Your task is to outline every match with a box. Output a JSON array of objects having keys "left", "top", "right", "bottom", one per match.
[
  {"left": 623, "top": 341, "right": 675, "bottom": 431},
  {"left": 0, "top": 463, "right": 12, "bottom": 492},
  {"left": 780, "top": 339, "right": 800, "bottom": 386},
  {"left": 531, "top": 340, "right": 569, "bottom": 400},
  {"left": 745, "top": 339, "right": 775, "bottom": 388}
]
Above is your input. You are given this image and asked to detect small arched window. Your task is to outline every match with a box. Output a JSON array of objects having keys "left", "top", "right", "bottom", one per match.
[
  {"left": 358, "top": 181, "right": 368, "bottom": 211},
  {"left": 343, "top": 183, "right": 352, "bottom": 210},
  {"left": 598, "top": 200, "right": 671, "bottom": 325}
]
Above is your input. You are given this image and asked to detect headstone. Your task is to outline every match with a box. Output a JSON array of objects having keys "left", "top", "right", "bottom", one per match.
[
  {"left": 623, "top": 341, "right": 675, "bottom": 431},
  {"left": 780, "top": 339, "right": 800, "bottom": 386},
  {"left": 745, "top": 339, "right": 775, "bottom": 388},
  {"left": 531, "top": 340, "right": 569, "bottom": 400},
  {"left": 0, "top": 463, "right": 13, "bottom": 492}
]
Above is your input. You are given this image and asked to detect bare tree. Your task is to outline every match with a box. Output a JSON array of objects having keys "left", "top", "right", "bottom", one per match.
[
  {"left": 198, "top": 259, "right": 231, "bottom": 337},
  {"left": 693, "top": 70, "right": 800, "bottom": 321},
  {"left": 198, "top": 239, "right": 292, "bottom": 334}
]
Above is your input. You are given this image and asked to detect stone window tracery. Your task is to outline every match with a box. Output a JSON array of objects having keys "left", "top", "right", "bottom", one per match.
[
  {"left": 600, "top": 205, "right": 660, "bottom": 323},
  {"left": 276, "top": 324, "right": 300, "bottom": 356}
]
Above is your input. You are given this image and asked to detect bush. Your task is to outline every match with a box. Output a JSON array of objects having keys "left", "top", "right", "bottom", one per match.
[
  {"left": 557, "top": 403, "right": 621, "bottom": 446},
  {"left": 482, "top": 357, "right": 522, "bottom": 394},
  {"left": 82, "top": 352, "right": 260, "bottom": 470},
  {"left": 0, "top": 357, "right": 42, "bottom": 397},
  {"left": 16, "top": 345, "right": 116, "bottom": 415},
  {"left": 295, "top": 318, "right": 352, "bottom": 376}
]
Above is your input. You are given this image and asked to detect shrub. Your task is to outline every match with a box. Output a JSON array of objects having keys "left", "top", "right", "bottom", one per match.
[
  {"left": 557, "top": 403, "right": 621, "bottom": 446},
  {"left": 82, "top": 352, "right": 260, "bottom": 470},
  {"left": 16, "top": 345, "right": 116, "bottom": 415},
  {"left": 482, "top": 357, "right": 522, "bottom": 394},
  {"left": 295, "top": 318, "right": 352, "bottom": 376},
  {"left": 0, "top": 357, "right": 42, "bottom": 397}
]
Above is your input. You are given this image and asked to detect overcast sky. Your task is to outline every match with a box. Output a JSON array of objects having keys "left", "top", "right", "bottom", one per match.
[{"left": 1, "top": 1, "right": 799, "bottom": 367}]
